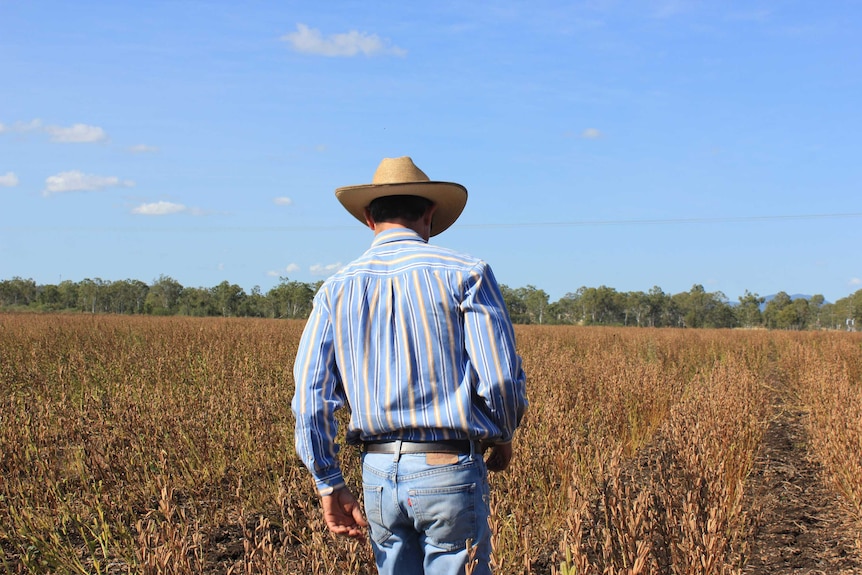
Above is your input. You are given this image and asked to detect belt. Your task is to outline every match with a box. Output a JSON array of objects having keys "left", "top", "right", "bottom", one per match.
[{"left": 362, "top": 439, "right": 478, "bottom": 454}]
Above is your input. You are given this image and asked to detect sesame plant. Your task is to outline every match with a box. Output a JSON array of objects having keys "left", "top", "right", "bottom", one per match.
[
  {"left": 1, "top": 315, "right": 859, "bottom": 574},
  {"left": 793, "top": 334, "right": 862, "bottom": 515}
]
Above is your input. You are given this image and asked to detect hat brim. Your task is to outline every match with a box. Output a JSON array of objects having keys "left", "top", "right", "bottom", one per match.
[{"left": 335, "top": 181, "right": 467, "bottom": 236}]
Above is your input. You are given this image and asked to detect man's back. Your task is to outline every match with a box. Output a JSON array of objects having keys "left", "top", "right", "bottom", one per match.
[{"left": 294, "top": 227, "right": 526, "bottom": 485}]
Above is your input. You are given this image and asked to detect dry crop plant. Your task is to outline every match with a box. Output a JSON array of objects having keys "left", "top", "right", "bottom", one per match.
[
  {"left": 487, "top": 327, "right": 690, "bottom": 572},
  {"left": 493, "top": 328, "right": 772, "bottom": 575},
  {"left": 2, "top": 315, "right": 857, "bottom": 574},
  {"left": 643, "top": 354, "right": 769, "bottom": 575},
  {"left": 0, "top": 314, "right": 374, "bottom": 574},
  {"left": 793, "top": 333, "right": 862, "bottom": 518}
]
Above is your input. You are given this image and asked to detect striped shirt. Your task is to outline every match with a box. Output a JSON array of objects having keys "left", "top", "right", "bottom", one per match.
[{"left": 292, "top": 228, "right": 528, "bottom": 494}]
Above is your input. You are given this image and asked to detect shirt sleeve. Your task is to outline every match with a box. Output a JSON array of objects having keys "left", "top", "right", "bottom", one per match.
[
  {"left": 461, "top": 262, "right": 528, "bottom": 443},
  {"left": 291, "top": 289, "right": 347, "bottom": 495}
]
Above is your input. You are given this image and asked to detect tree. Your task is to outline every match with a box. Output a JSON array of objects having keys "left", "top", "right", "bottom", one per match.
[
  {"left": 762, "top": 292, "right": 820, "bottom": 330},
  {"left": 830, "top": 290, "right": 862, "bottom": 331},
  {"left": 736, "top": 290, "right": 764, "bottom": 328},
  {"left": 106, "top": 279, "right": 149, "bottom": 314},
  {"left": 57, "top": 280, "right": 79, "bottom": 309},
  {"left": 37, "top": 283, "right": 64, "bottom": 311},
  {"left": 517, "top": 285, "right": 549, "bottom": 325},
  {"left": 850, "top": 289, "right": 862, "bottom": 330},
  {"left": 808, "top": 294, "right": 826, "bottom": 329},
  {"left": 145, "top": 275, "right": 183, "bottom": 315},
  {"left": 211, "top": 281, "right": 246, "bottom": 317},
  {"left": 763, "top": 292, "right": 793, "bottom": 329},
  {"left": 178, "top": 287, "right": 216, "bottom": 316},
  {"left": 241, "top": 285, "right": 267, "bottom": 318},
  {"left": 547, "top": 293, "right": 579, "bottom": 324},
  {"left": 682, "top": 285, "right": 709, "bottom": 328},
  {"left": 646, "top": 286, "right": 670, "bottom": 327},
  {"left": 577, "top": 286, "right": 624, "bottom": 325},
  {"left": 786, "top": 297, "right": 811, "bottom": 330},
  {"left": 0, "top": 277, "right": 37, "bottom": 307},
  {"left": 77, "top": 278, "right": 110, "bottom": 313},
  {"left": 266, "top": 278, "right": 315, "bottom": 319},
  {"left": 499, "top": 284, "right": 528, "bottom": 324},
  {"left": 672, "top": 285, "right": 734, "bottom": 328},
  {"left": 818, "top": 301, "right": 842, "bottom": 330},
  {"left": 622, "top": 289, "right": 668, "bottom": 327},
  {"left": 708, "top": 298, "right": 737, "bottom": 328}
]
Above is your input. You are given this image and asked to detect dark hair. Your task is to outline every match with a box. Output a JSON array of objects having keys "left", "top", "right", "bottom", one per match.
[{"left": 367, "top": 195, "right": 433, "bottom": 223}]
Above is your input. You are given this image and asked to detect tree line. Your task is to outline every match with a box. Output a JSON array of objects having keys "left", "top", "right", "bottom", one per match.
[
  {"left": 0, "top": 275, "right": 321, "bottom": 320},
  {"left": 1, "top": 275, "right": 860, "bottom": 331},
  {"left": 500, "top": 284, "right": 861, "bottom": 330}
]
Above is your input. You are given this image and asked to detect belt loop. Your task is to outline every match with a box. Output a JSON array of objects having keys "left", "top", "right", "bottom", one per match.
[
  {"left": 393, "top": 439, "right": 402, "bottom": 463},
  {"left": 469, "top": 439, "right": 476, "bottom": 460}
]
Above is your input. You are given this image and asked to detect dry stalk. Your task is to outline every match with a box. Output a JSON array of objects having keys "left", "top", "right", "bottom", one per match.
[{"left": 2, "top": 315, "right": 857, "bottom": 573}]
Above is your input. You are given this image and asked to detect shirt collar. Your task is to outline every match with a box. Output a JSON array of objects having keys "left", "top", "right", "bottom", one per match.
[{"left": 370, "top": 227, "right": 427, "bottom": 248}]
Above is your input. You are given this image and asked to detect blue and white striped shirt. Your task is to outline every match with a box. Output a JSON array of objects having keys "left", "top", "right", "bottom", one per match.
[{"left": 292, "top": 228, "right": 528, "bottom": 494}]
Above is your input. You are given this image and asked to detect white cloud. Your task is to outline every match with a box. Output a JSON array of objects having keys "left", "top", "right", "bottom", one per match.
[
  {"left": 273, "top": 196, "right": 293, "bottom": 206},
  {"left": 0, "top": 119, "right": 108, "bottom": 143},
  {"left": 0, "top": 172, "right": 19, "bottom": 187},
  {"left": 43, "top": 170, "right": 134, "bottom": 195},
  {"left": 581, "top": 128, "right": 603, "bottom": 139},
  {"left": 131, "top": 201, "right": 187, "bottom": 216},
  {"left": 128, "top": 144, "right": 159, "bottom": 153},
  {"left": 267, "top": 263, "right": 301, "bottom": 278},
  {"left": 850, "top": 278, "right": 862, "bottom": 286},
  {"left": 310, "top": 262, "right": 342, "bottom": 276},
  {"left": 0, "top": 119, "right": 43, "bottom": 134},
  {"left": 46, "top": 123, "right": 108, "bottom": 143},
  {"left": 281, "top": 23, "right": 406, "bottom": 57}
]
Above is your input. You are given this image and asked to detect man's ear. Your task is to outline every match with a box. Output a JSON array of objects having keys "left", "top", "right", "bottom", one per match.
[{"left": 363, "top": 207, "right": 376, "bottom": 230}]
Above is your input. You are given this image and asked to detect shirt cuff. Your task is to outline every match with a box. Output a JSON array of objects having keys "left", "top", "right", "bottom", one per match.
[{"left": 314, "top": 470, "right": 346, "bottom": 496}]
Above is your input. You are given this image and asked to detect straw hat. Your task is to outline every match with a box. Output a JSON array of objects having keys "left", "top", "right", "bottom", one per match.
[{"left": 335, "top": 156, "right": 467, "bottom": 236}]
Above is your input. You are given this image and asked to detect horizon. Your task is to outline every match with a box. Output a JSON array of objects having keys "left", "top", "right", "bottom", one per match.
[{"left": 1, "top": 273, "right": 852, "bottom": 306}]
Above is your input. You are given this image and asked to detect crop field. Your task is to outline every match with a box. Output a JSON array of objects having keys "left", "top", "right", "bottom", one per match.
[{"left": 1, "top": 314, "right": 861, "bottom": 574}]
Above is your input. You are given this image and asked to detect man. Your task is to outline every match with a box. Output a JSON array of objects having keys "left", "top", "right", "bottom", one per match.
[{"left": 292, "top": 156, "right": 528, "bottom": 575}]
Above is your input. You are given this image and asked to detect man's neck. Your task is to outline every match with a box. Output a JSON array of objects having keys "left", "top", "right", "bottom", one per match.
[{"left": 372, "top": 220, "right": 429, "bottom": 241}]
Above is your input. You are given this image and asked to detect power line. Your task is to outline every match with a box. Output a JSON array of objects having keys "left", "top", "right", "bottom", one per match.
[
  {"left": 2, "top": 212, "right": 862, "bottom": 233},
  {"left": 460, "top": 212, "right": 862, "bottom": 229}
]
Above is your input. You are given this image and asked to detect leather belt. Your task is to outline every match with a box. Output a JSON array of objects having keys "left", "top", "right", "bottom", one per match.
[{"left": 362, "top": 440, "right": 477, "bottom": 454}]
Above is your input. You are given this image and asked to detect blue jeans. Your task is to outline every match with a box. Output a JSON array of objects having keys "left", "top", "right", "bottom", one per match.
[{"left": 361, "top": 445, "right": 492, "bottom": 575}]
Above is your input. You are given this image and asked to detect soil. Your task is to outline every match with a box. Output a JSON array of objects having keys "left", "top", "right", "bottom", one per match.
[{"left": 741, "top": 395, "right": 862, "bottom": 575}]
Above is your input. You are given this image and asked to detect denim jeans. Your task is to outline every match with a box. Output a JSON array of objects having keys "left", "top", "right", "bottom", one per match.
[{"left": 361, "top": 445, "right": 492, "bottom": 575}]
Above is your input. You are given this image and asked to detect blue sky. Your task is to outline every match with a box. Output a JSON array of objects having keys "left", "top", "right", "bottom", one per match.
[{"left": 2, "top": 1, "right": 860, "bottom": 303}]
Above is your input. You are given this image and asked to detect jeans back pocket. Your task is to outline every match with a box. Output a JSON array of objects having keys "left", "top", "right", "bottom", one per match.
[{"left": 407, "top": 482, "right": 478, "bottom": 551}]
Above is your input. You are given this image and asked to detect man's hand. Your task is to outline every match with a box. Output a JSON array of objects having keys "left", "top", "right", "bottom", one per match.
[
  {"left": 485, "top": 442, "right": 513, "bottom": 472},
  {"left": 321, "top": 487, "right": 368, "bottom": 541}
]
